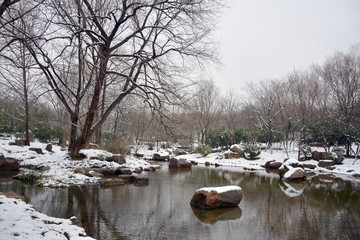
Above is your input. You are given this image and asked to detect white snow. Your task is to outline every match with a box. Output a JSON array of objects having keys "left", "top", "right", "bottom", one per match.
[
  {"left": 196, "top": 185, "right": 242, "bottom": 193},
  {"left": 0, "top": 195, "right": 94, "bottom": 240}
]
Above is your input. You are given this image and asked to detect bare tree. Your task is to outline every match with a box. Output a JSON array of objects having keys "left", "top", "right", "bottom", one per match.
[
  {"left": 8, "top": 0, "right": 223, "bottom": 156},
  {"left": 193, "top": 80, "right": 220, "bottom": 144},
  {"left": 315, "top": 45, "right": 360, "bottom": 155},
  {"left": 221, "top": 89, "right": 240, "bottom": 145}
]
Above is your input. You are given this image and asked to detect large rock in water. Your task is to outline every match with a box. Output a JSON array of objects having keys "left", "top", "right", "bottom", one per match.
[
  {"left": 0, "top": 155, "right": 20, "bottom": 171},
  {"left": 169, "top": 158, "right": 192, "bottom": 168},
  {"left": 190, "top": 186, "right": 242, "bottom": 209}
]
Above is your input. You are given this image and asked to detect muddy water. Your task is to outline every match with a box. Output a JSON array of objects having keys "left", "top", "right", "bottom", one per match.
[{"left": 1, "top": 164, "right": 360, "bottom": 240}]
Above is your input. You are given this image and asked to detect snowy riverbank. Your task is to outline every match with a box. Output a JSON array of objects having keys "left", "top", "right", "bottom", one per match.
[
  {"left": 0, "top": 194, "right": 94, "bottom": 240},
  {"left": 0, "top": 139, "right": 157, "bottom": 188}
]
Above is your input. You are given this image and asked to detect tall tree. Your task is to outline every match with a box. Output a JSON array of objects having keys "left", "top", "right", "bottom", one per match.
[{"left": 10, "top": 0, "right": 222, "bottom": 156}]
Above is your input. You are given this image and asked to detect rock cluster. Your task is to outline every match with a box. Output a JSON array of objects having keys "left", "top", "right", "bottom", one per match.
[{"left": 169, "top": 158, "right": 192, "bottom": 168}]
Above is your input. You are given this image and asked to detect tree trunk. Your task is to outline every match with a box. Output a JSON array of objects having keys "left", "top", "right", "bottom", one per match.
[{"left": 22, "top": 43, "right": 30, "bottom": 146}]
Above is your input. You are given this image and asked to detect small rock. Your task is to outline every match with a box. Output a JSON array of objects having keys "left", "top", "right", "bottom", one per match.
[
  {"left": 302, "top": 163, "right": 317, "bottom": 169},
  {"left": 116, "top": 168, "right": 132, "bottom": 175},
  {"left": 215, "top": 163, "right": 220, "bottom": 167},
  {"left": 205, "top": 162, "right": 210, "bottom": 166},
  {"left": 191, "top": 161, "right": 198, "bottom": 165},
  {"left": 70, "top": 216, "right": 79, "bottom": 225},
  {"left": 45, "top": 144, "right": 53, "bottom": 152},
  {"left": 133, "top": 168, "right": 142, "bottom": 173},
  {"left": 29, "top": 148, "right": 43, "bottom": 154},
  {"left": 8, "top": 142, "right": 16, "bottom": 146},
  {"left": 15, "top": 139, "right": 26, "bottom": 146},
  {"left": 152, "top": 153, "right": 169, "bottom": 161},
  {"left": 106, "top": 155, "right": 126, "bottom": 164},
  {"left": 173, "top": 149, "right": 187, "bottom": 156},
  {"left": 42, "top": 166, "right": 51, "bottom": 171},
  {"left": 224, "top": 152, "right": 241, "bottom": 159}
]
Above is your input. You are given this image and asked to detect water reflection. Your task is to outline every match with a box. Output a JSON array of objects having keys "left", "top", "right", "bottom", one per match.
[
  {"left": 1, "top": 165, "right": 360, "bottom": 239},
  {"left": 191, "top": 206, "right": 242, "bottom": 224}
]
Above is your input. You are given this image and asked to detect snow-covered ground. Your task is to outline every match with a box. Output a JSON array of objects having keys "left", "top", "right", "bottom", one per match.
[
  {"left": 0, "top": 139, "right": 157, "bottom": 188},
  {"left": 0, "top": 195, "right": 94, "bottom": 240}
]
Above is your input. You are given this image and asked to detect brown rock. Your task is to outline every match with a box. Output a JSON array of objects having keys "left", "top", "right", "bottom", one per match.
[
  {"left": 302, "top": 163, "right": 317, "bottom": 169},
  {"left": 133, "top": 168, "right": 143, "bottom": 173},
  {"left": 205, "top": 162, "right": 210, "bottom": 166},
  {"left": 45, "top": 144, "right": 53, "bottom": 152},
  {"left": 0, "top": 156, "right": 20, "bottom": 171},
  {"left": 173, "top": 149, "right": 187, "bottom": 156},
  {"left": 318, "top": 160, "right": 335, "bottom": 168},
  {"left": 116, "top": 168, "right": 132, "bottom": 175},
  {"left": 264, "top": 160, "right": 282, "bottom": 169},
  {"left": 283, "top": 168, "right": 305, "bottom": 180},
  {"left": 312, "top": 151, "right": 328, "bottom": 161},
  {"left": 169, "top": 158, "right": 192, "bottom": 168},
  {"left": 105, "top": 155, "right": 126, "bottom": 164},
  {"left": 89, "top": 168, "right": 116, "bottom": 176},
  {"left": 230, "top": 145, "right": 245, "bottom": 158},
  {"left": 29, "top": 148, "right": 43, "bottom": 154},
  {"left": 8, "top": 142, "right": 16, "bottom": 146},
  {"left": 190, "top": 186, "right": 243, "bottom": 209}
]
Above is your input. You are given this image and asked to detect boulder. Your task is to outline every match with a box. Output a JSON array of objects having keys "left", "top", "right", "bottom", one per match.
[
  {"left": 264, "top": 160, "right": 282, "bottom": 169},
  {"left": 230, "top": 145, "right": 245, "bottom": 158},
  {"left": 88, "top": 143, "right": 101, "bottom": 150},
  {"left": 29, "top": 148, "right": 43, "bottom": 154},
  {"left": 100, "top": 178, "right": 125, "bottom": 187},
  {"left": 0, "top": 156, "right": 20, "bottom": 171},
  {"left": 283, "top": 167, "right": 306, "bottom": 180},
  {"left": 190, "top": 186, "right": 242, "bottom": 210},
  {"left": 318, "top": 160, "right": 335, "bottom": 168},
  {"left": 134, "top": 176, "right": 149, "bottom": 185},
  {"left": 302, "top": 163, "right": 317, "bottom": 169},
  {"left": 106, "top": 155, "right": 126, "bottom": 164},
  {"left": 45, "top": 144, "right": 53, "bottom": 152},
  {"left": 169, "top": 158, "right": 192, "bottom": 168},
  {"left": 224, "top": 152, "right": 241, "bottom": 159}
]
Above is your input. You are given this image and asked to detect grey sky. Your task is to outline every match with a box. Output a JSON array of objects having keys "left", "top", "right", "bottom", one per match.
[{"left": 210, "top": 0, "right": 360, "bottom": 93}]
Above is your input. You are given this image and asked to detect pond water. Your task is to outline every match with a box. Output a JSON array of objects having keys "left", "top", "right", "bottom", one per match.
[{"left": 1, "top": 164, "right": 360, "bottom": 240}]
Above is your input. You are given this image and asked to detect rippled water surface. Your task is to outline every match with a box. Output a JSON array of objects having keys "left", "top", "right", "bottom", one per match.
[{"left": 1, "top": 164, "right": 360, "bottom": 240}]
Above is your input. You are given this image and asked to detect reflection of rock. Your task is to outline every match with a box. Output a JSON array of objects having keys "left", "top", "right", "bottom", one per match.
[
  {"left": 318, "top": 160, "right": 335, "bottom": 168},
  {"left": 278, "top": 180, "right": 304, "bottom": 198},
  {"left": 191, "top": 206, "right": 242, "bottom": 224},
  {"left": 190, "top": 186, "right": 242, "bottom": 209}
]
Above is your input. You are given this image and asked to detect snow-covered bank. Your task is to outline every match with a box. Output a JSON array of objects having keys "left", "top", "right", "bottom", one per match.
[
  {"left": 0, "top": 139, "right": 158, "bottom": 188},
  {"left": 167, "top": 148, "right": 360, "bottom": 182},
  {"left": 0, "top": 195, "right": 94, "bottom": 240}
]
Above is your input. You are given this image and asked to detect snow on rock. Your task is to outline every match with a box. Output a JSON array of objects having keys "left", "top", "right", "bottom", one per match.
[
  {"left": 283, "top": 167, "right": 305, "bottom": 180},
  {"left": 196, "top": 185, "right": 242, "bottom": 194},
  {"left": 0, "top": 195, "right": 94, "bottom": 240}
]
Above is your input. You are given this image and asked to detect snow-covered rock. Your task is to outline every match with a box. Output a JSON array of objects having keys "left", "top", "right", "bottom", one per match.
[{"left": 190, "top": 186, "right": 242, "bottom": 209}]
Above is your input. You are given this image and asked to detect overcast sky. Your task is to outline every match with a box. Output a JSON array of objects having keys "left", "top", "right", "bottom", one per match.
[{"left": 210, "top": 0, "right": 360, "bottom": 94}]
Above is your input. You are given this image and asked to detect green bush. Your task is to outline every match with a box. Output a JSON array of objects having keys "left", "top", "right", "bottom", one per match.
[
  {"left": 244, "top": 144, "right": 261, "bottom": 158},
  {"left": 19, "top": 171, "right": 42, "bottom": 184},
  {"left": 329, "top": 147, "right": 345, "bottom": 164}
]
